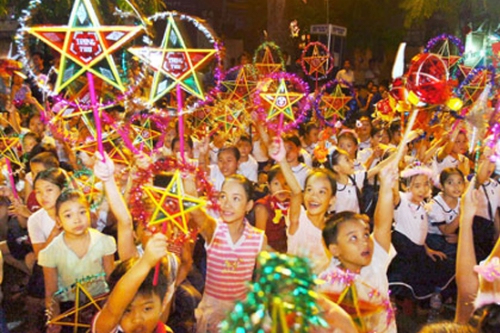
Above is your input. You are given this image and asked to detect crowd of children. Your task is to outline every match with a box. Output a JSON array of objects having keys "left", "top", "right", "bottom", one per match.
[{"left": 0, "top": 54, "right": 500, "bottom": 333}]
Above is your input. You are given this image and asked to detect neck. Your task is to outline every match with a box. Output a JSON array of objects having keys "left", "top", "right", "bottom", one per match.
[
  {"left": 442, "top": 193, "right": 458, "bottom": 207},
  {"left": 64, "top": 229, "right": 89, "bottom": 242},
  {"left": 307, "top": 211, "right": 325, "bottom": 229},
  {"left": 240, "top": 155, "right": 249, "bottom": 162},
  {"left": 337, "top": 173, "right": 349, "bottom": 185},
  {"left": 289, "top": 159, "right": 299, "bottom": 167},
  {"left": 340, "top": 263, "right": 361, "bottom": 274},
  {"left": 226, "top": 220, "right": 245, "bottom": 243},
  {"left": 46, "top": 208, "right": 57, "bottom": 221}
]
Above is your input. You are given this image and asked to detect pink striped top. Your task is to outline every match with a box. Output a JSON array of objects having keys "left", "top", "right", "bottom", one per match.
[{"left": 204, "top": 220, "right": 264, "bottom": 301}]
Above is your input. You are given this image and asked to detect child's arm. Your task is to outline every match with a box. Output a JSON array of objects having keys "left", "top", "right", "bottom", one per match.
[
  {"left": 436, "top": 126, "right": 460, "bottom": 162},
  {"left": 43, "top": 266, "right": 61, "bottom": 333},
  {"left": 102, "top": 253, "right": 115, "bottom": 279},
  {"left": 254, "top": 203, "right": 269, "bottom": 231},
  {"left": 93, "top": 233, "right": 169, "bottom": 333},
  {"left": 183, "top": 175, "right": 217, "bottom": 244},
  {"left": 455, "top": 177, "right": 480, "bottom": 324},
  {"left": 373, "top": 163, "right": 398, "bottom": 252},
  {"left": 366, "top": 149, "right": 397, "bottom": 180},
  {"left": 93, "top": 152, "right": 137, "bottom": 261},
  {"left": 269, "top": 138, "right": 302, "bottom": 235}
]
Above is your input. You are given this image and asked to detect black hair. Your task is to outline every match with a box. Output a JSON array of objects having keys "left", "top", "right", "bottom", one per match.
[
  {"left": 439, "top": 167, "right": 464, "bottom": 187},
  {"left": 282, "top": 133, "right": 301, "bottom": 148},
  {"left": 370, "top": 125, "right": 391, "bottom": 141},
  {"left": 478, "top": 303, "right": 500, "bottom": 333},
  {"left": 222, "top": 174, "right": 254, "bottom": 201},
  {"left": 323, "top": 211, "right": 369, "bottom": 246},
  {"left": 23, "top": 131, "right": 41, "bottom": 145},
  {"left": 337, "top": 131, "right": 359, "bottom": 146},
  {"left": 30, "top": 151, "right": 60, "bottom": 169},
  {"left": 238, "top": 135, "right": 252, "bottom": 144},
  {"left": 267, "top": 164, "right": 283, "bottom": 183},
  {"left": 389, "top": 120, "right": 401, "bottom": 136},
  {"left": 171, "top": 136, "right": 194, "bottom": 151},
  {"left": 328, "top": 148, "right": 350, "bottom": 173},
  {"left": 218, "top": 146, "right": 241, "bottom": 161},
  {"left": 303, "top": 122, "right": 319, "bottom": 136},
  {"left": 55, "top": 189, "right": 88, "bottom": 216},
  {"left": 418, "top": 322, "right": 474, "bottom": 333},
  {"left": 108, "top": 257, "right": 169, "bottom": 302},
  {"left": 304, "top": 168, "right": 337, "bottom": 197},
  {"left": 34, "top": 167, "right": 67, "bottom": 189}
]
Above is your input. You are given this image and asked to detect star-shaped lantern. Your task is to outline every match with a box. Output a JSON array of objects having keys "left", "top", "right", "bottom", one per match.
[
  {"left": 320, "top": 84, "right": 352, "bottom": 121},
  {"left": 213, "top": 99, "right": 248, "bottom": 135},
  {"left": 462, "top": 69, "right": 490, "bottom": 104},
  {"left": 128, "top": 13, "right": 218, "bottom": 103},
  {"left": 221, "top": 65, "right": 258, "bottom": 102},
  {"left": 435, "top": 39, "right": 461, "bottom": 71},
  {"left": 254, "top": 44, "right": 284, "bottom": 76},
  {"left": 0, "top": 132, "right": 21, "bottom": 167},
  {"left": 25, "top": 0, "right": 142, "bottom": 93},
  {"left": 144, "top": 170, "right": 206, "bottom": 235},
  {"left": 301, "top": 43, "right": 332, "bottom": 78},
  {"left": 76, "top": 131, "right": 131, "bottom": 166},
  {"left": 130, "top": 118, "right": 162, "bottom": 153},
  {"left": 260, "top": 78, "right": 304, "bottom": 123}
]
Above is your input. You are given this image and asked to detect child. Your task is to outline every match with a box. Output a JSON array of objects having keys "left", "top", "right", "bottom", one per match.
[
  {"left": 200, "top": 144, "right": 240, "bottom": 192},
  {"left": 426, "top": 167, "right": 465, "bottom": 260},
  {"left": 388, "top": 163, "right": 453, "bottom": 300},
  {"left": 433, "top": 127, "right": 470, "bottom": 183},
  {"left": 270, "top": 138, "right": 333, "bottom": 274},
  {"left": 317, "top": 163, "right": 398, "bottom": 333},
  {"left": 254, "top": 165, "right": 290, "bottom": 253},
  {"left": 328, "top": 148, "right": 394, "bottom": 214},
  {"left": 188, "top": 174, "right": 267, "bottom": 332},
  {"left": 39, "top": 189, "right": 116, "bottom": 331},
  {"left": 24, "top": 151, "right": 60, "bottom": 213},
  {"left": 27, "top": 167, "right": 66, "bottom": 257},
  {"left": 237, "top": 135, "right": 258, "bottom": 182},
  {"left": 301, "top": 122, "right": 319, "bottom": 155},
  {"left": 282, "top": 133, "right": 311, "bottom": 190},
  {"left": 337, "top": 129, "right": 364, "bottom": 172},
  {"left": 92, "top": 233, "right": 175, "bottom": 333}
]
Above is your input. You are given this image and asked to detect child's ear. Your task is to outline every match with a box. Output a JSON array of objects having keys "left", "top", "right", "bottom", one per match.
[
  {"left": 328, "top": 195, "right": 336, "bottom": 211},
  {"left": 328, "top": 243, "right": 340, "bottom": 257},
  {"left": 245, "top": 199, "right": 254, "bottom": 214}
]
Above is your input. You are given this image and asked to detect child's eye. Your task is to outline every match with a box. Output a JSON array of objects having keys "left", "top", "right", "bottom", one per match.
[{"left": 144, "top": 306, "right": 153, "bottom": 312}]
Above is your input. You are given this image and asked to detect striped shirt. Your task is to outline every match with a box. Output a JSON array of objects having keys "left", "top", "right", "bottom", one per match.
[{"left": 204, "top": 221, "right": 264, "bottom": 301}]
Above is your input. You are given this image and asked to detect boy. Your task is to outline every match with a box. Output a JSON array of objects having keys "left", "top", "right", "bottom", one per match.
[
  {"left": 237, "top": 135, "right": 258, "bottom": 182},
  {"left": 92, "top": 233, "right": 175, "bottom": 333}
]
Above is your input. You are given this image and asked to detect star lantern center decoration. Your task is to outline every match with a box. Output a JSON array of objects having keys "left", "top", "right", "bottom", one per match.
[
  {"left": 144, "top": 170, "right": 206, "bottom": 235},
  {"left": 25, "top": 0, "right": 142, "bottom": 93},
  {"left": 260, "top": 78, "right": 304, "bottom": 123},
  {"left": 320, "top": 85, "right": 352, "bottom": 121},
  {"left": 130, "top": 118, "right": 162, "bottom": 153},
  {"left": 128, "top": 13, "right": 218, "bottom": 103}
]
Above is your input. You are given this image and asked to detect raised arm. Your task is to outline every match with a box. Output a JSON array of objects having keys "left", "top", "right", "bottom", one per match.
[
  {"left": 94, "top": 233, "right": 169, "bottom": 333},
  {"left": 93, "top": 152, "right": 137, "bottom": 261},
  {"left": 373, "top": 163, "right": 398, "bottom": 252},
  {"left": 455, "top": 177, "right": 480, "bottom": 324},
  {"left": 268, "top": 137, "right": 302, "bottom": 235}
]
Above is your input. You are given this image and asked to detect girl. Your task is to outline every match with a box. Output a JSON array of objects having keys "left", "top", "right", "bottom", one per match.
[
  {"left": 254, "top": 165, "right": 290, "bottom": 253},
  {"left": 328, "top": 148, "right": 394, "bottom": 214},
  {"left": 433, "top": 127, "right": 470, "bottom": 182},
  {"left": 426, "top": 168, "right": 465, "bottom": 260},
  {"left": 269, "top": 138, "right": 334, "bottom": 274},
  {"left": 282, "top": 133, "right": 311, "bottom": 190},
  {"left": 317, "top": 162, "right": 398, "bottom": 333},
  {"left": 189, "top": 174, "right": 267, "bottom": 332},
  {"left": 388, "top": 164, "right": 453, "bottom": 301},
  {"left": 27, "top": 168, "right": 67, "bottom": 258},
  {"left": 337, "top": 129, "right": 364, "bottom": 172},
  {"left": 39, "top": 189, "right": 116, "bottom": 332}
]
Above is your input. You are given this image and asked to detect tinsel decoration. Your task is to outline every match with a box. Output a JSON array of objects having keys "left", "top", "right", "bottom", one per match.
[{"left": 220, "top": 251, "right": 329, "bottom": 333}]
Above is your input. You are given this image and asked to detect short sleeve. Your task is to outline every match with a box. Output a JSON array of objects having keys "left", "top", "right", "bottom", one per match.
[
  {"left": 427, "top": 200, "right": 446, "bottom": 225},
  {"left": 38, "top": 240, "right": 59, "bottom": 268}
]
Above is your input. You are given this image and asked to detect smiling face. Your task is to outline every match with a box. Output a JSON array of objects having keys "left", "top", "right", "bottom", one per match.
[
  {"left": 333, "top": 153, "right": 355, "bottom": 176},
  {"left": 338, "top": 137, "right": 358, "bottom": 159},
  {"left": 452, "top": 132, "right": 468, "bottom": 156},
  {"left": 304, "top": 173, "right": 336, "bottom": 218},
  {"left": 328, "top": 219, "right": 374, "bottom": 273},
  {"left": 218, "top": 178, "right": 253, "bottom": 225},
  {"left": 268, "top": 172, "right": 290, "bottom": 202},
  {"left": 57, "top": 199, "right": 90, "bottom": 236},
  {"left": 119, "top": 292, "right": 164, "bottom": 333},
  {"left": 35, "top": 179, "right": 62, "bottom": 211}
]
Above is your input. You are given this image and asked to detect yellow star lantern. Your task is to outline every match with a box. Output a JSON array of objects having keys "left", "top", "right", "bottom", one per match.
[
  {"left": 76, "top": 131, "right": 131, "bottom": 166},
  {"left": 302, "top": 44, "right": 330, "bottom": 77},
  {"left": 320, "top": 84, "right": 352, "bottom": 121},
  {"left": 128, "top": 13, "right": 218, "bottom": 103},
  {"left": 254, "top": 45, "right": 284, "bottom": 76},
  {"left": 221, "top": 65, "right": 258, "bottom": 102},
  {"left": 0, "top": 132, "right": 21, "bottom": 167},
  {"left": 144, "top": 170, "right": 206, "bottom": 235},
  {"left": 213, "top": 99, "right": 248, "bottom": 135},
  {"left": 130, "top": 118, "right": 162, "bottom": 153},
  {"left": 261, "top": 78, "right": 304, "bottom": 123},
  {"left": 25, "top": 0, "right": 142, "bottom": 93},
  {"left": 48, "top": 282, "right": 106, "bottom": 333},
  {"left": 462, "top": 69, "right": 490, "bottom": 104}
]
